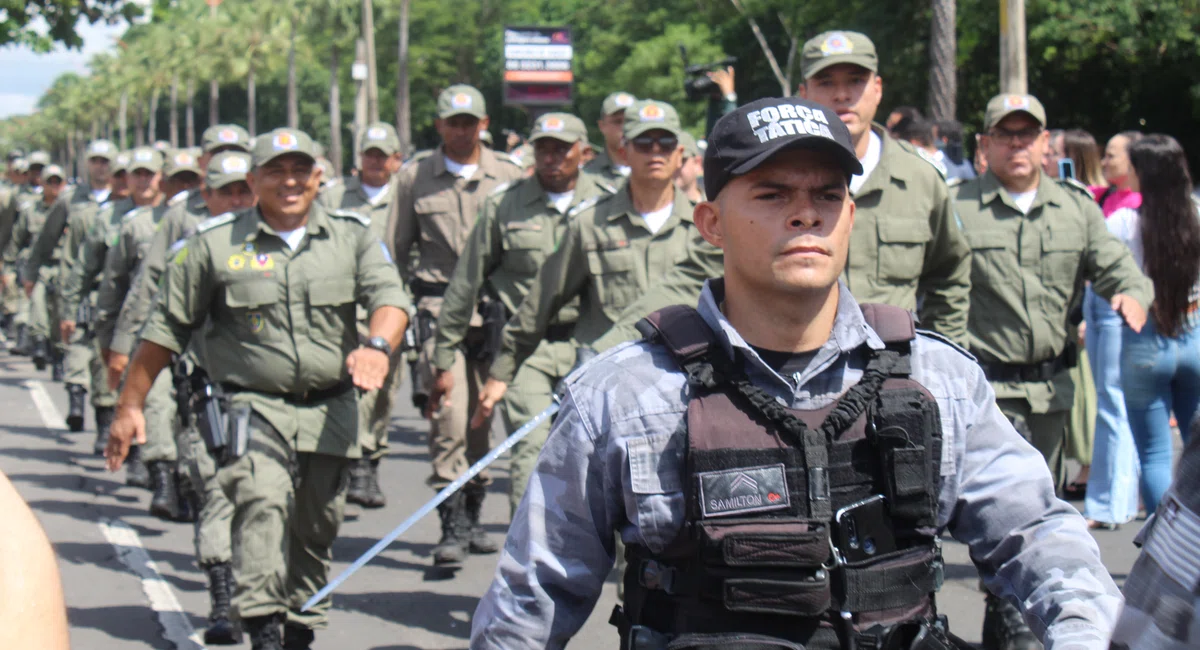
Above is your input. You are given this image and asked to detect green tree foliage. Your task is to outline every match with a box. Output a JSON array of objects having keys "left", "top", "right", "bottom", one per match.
[{"left": 2, "top": 0, "right": 142, "bottom": 51}]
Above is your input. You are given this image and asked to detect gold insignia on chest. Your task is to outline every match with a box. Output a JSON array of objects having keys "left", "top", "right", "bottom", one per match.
[{"left": 227, "top": 254, "right": 246, "bottom": 271}]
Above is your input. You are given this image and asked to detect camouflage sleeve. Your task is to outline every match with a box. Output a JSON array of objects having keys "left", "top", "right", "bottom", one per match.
[
  {"left": 488, "top": 217, "right": 590, "bottom": 383},
  {"left": 915, "top": 181, "right": 971, "bottom": 344},
  {"left": 433, "top": 195, "right": 501, "bottom": 371},
  {"left": 591, "top": 228, "right": 723, "bottom": 351}
]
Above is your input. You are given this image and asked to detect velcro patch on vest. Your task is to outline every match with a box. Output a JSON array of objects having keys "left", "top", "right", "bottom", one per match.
[{"left": 698, "top": 464, "right": 790, "bottom": 518}]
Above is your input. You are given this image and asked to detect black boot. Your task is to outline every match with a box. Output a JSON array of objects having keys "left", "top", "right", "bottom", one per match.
[
  {"left": 432, "top": 492, "right": 468, "bottom": 567},
  {"left": 125, "top": 445, "right": 151, "bottom": 488},
  {"left": 981, "top": 593, "right": 1041, "bottom": 650},
  {"left": 283, "top": 621, "right": 315, "bottom": 650},
  {"left": 51, "top": 350, "right": 64, "bottom": 381},
  {"left": 243, "top": 613, "right": 284, "bottom": 650},
  {"left": 463, "top": 484, "right": 498, "bottom": 554},
  {"left": 31, "top": 335, "right": 48, "bottom": 370},
  {"left": 202, "top": 562, "right": 243, "bottom": 645},
  {"left": 66, "top": 384, "right": 86, "bottom": 432},
  {"left": 346, "top": 458, "right": 371, "bottom": 507},
  {"left": 94, "top": 406, "right": 114, "bottom": 456},
  {"left": 362, "top": 458, "right": 386, "bottom": 508},
  {"left": 149, "top": 462, "right": 181, "bottom": 520},
  {"left": 12, "top": 324, "right": 29, "bottom": 355}
]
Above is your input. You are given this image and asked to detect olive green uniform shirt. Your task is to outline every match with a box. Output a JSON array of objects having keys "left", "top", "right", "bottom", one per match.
[
  {"left": 109, "top": 191, "right": 209, "bottom": 356},
  {"left": 319, "top": 176, "right": 396, "bottom": 241},
  {"left": 5, "top": 197, "right": 64, "bottom": 280},
  {"left": 489, "top": 187, "right": 698, "bottom": 383},
  {"left": 139, "top": 204, "right": 410, "bottom": 456},
  {"left": 26, "top": 182, "right": 107, "bottom": 285},
  {"left": 432, "top": 172, "right": 617, "bottom": 372},
  {"left": 0, "top": 185, "right": 21, "bottom": 264},
  {"left": 386, "top": 146, "right": 523, "bottom": 295},
  {"left": 581, "top": 149, "right": 629, "bottom": 186},
  {"left": 59, "top": 197, "right": 136, "bottom": 320},
  {"left": 955, "top": 170, "right": 1153, "bottom": 412},
  {"left": 95, "top": 204, "right": 168, "bottom": 349}
]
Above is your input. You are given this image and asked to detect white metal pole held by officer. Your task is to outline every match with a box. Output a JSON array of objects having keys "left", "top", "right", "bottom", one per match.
[{"left": 302, "top": 397, "right": 561, "bottom": 611}]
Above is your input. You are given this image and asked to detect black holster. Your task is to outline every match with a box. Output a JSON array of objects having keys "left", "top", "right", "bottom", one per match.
[
  {"left": 76, "top": 300, "right": 94, "bottom": 327},
  {"left": 476, "top": 296, "right": 508, "bottom": 365},
  {"left": 408, "top": 309, "right": 435, "bottom": 410},
  {"left": 191, "top": 367, "right": 231, "bottom": 458},
  {"left": 172, "top": 357, "right": 192, "bottom": 428}
]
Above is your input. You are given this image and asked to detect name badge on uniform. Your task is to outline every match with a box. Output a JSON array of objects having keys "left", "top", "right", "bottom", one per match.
[{"left": 697, "top": 464, "right": 790, "bottom": 518}]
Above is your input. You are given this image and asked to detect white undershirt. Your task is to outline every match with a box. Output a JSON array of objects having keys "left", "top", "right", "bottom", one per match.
[
  {"left": 361, "top": 183, "right": 388, "bottom": 204},
  {"left": 850, "top": 130, "right": 882, "bottom": 195},
  {"left": 92, "top": 188, "right": 111, "bottom": 204},
  {"left": 641, "top": 203, "right": 674, "bottom": 234},
  {"left": 443, "top": 156, "right": 478, "bottom": 180},
  {"left": 1010, "top": 189, "right": 1037, "bottom": 214},
  {"left": 615, "top": 164, "right": 631, "bottom": 177},
  {"left": 275, "top": 227, "right": 308, "bottom": 251},
  {"left": 546, "top": 190, "right": 574, "bottom": 214}
]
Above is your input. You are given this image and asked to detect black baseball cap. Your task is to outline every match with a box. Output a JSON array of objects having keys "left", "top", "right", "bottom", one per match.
[{"left": 704, "top": 97, "right": 863, "bottom": 200}]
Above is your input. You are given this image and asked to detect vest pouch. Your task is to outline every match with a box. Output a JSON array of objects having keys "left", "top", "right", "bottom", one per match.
[
  {"left": 836, "top": 544, "right": 941, "bottom": 613},
  {"left": 696, "top": 520, "right": 829, "bottom": 568},
  {"left": 722, "top": 574, "right": 831, "bottom": 617},
  {"left": 664, "top": 632, "right": 807, "bottom": 650},
  {"left": 871, "top": 388, "right": 941, "bottom": 525}
]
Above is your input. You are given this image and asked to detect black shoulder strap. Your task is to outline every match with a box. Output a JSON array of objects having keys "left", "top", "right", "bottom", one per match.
[
  {"left": 859, "top": 303, "right": 916, "bottom": 345},
  {"left": 1097, "top": 185, "right": 1116, "bottom": 208},
  {"left": 636, "top": 305, "right": 714, "bottom": 365}
]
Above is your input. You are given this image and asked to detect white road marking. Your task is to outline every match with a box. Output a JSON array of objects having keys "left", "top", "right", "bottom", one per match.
[
  {"left": 25, "top": 380, "right": 206, "bottom": 650},
  {"left": 100, "top": 519, "right": 207, "bottom": 650}
]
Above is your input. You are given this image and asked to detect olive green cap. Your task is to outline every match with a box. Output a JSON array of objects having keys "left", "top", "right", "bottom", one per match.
[
  {"left": 801, "top": 31, "right": 878, "bottom": 79},
  {"left": 623, "top": 99, "right": 683, "bottom": 140},
  {"left": 111, "top": 151, "right": 131, "bottom": 175},
  {"left": 437, "top": 84, "right": 486, "bottom": 119},
  {"left": 152, "top": 140, "right": 171, "bottom": 152},
  {"left": 252, "top": 127, "right": 317, "bottom": 168},
  {"left": 28, "top": 150, "right": 51, "bottom": 167},
  {"left": 85, "top": 140, "right": 117, "bottom": 161},
  {"left": 983, "top": 93, "right": 1047, "bottom": 130},
  {"left": 601, "top": 91, "right": 637, "bottom": 117},
  {"left": 201, "top": 124, "right": 252, "bottom": 154},
  {"left": 528, "top": 112, "right": 588, "bottom": 145},
  {"left": 165, "top": 149, "right": 202, "bottom": 177},
  {"left": 11, "top": 158, "right": 28, "bottom": 173},
  {"left": 129, "top": 147, "right": 164, "bottom": 173},
  {"left": 206, "top": 151, "right": 252, "bottom": 189},
  {"left": 41, "top": 164, "right": 65, "bottom": 181},
  {"left": 359, "top": 122, "right": 400, "bottom": 155}
]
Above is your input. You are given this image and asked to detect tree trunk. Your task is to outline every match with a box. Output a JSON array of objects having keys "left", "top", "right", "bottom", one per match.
[
  {"left": 248, "top": 61, "right": 258, "bottom": 137},
  {"left": 329, "top": 44, "right": 343, "bottom": 177},
  {"left": 105, "top": 121, "right": 113, "bottom": 142},
  {"left": 119, "top": 91, "right": 129, "bottom": 148},
  {"left": 354, "top": 39, "right": 367, "bottom": 171},
  {"left": 66, "top": 135, "right": 76, "bottom": 181},
  {"left": 362, "top": 0, "right": 379, "bottom": 124},
  {"left": 186, "top": 78, "right": 196, "bottom": 147},
  {"left": 134, "top": 101, "right": 145, "bottom": 147},
  {"left": 287, "top": 19, "right": 299, "bottom": 129},
  {"left": 209, "top": 78, "right": 220, "bottom": 126},
  {"left": 1000, "top": 0, "right": 1027, "bottom": 94},
  {"left": 396, "top": 0, "right": 411, "bottom": 155},
  {"left": 928, "top": 0, "right": 957, "bottom": 120},
  {"left": 169, "top": 73, "right": 180, "bottom": 148},
  {"left": 148, "top": 88, "right": 160, "bottom": 145}
]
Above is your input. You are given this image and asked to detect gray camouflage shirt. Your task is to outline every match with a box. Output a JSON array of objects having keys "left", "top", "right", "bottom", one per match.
[{"left": 471, "top": 280, "right": 1121, "bottom": 649}]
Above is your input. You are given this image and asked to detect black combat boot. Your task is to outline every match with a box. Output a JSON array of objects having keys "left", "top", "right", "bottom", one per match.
[
  {"left": 462, "top": 483, "right": 498, "bottom": 554},
  {"left": 346, "top": 458, "right": 372, "bottom": 507},
  {"left": 125, "top": 444, "right": 151, "bottom": 488},
  {"left": 12, "top": 323, "right": 29, "bottom": 355},
  {"left": 31, "top": 335, "right": 48, "bottom": 370},
  {"left": 363, "top": 458, "right": 386, "bottom": 508},
  {"left": 282, "top": 621, "right": 315, "bottom": 650},
  {"left": 94, "top": 406, "right": 114, "bottom": 456},
  {"left": 432, "top": 492, "right": 468, "bottom": 567},
  {"left": 66, "top": 384, "right": 86, "bottom": 431},
  {"left": 202, "top": 562, "right": 243, "bottom": 645},
  {"left": 243, "top": 613, "right": 284, "bottom": 650},
  {"left": 981, "top": 593, "right": 1041, "bottom": 650},
  {"left": 51, "top": 348, "right": 64, "bottom": 381},
  {"left": 149, "top": 461, "right": 181, "bottom": 520}
]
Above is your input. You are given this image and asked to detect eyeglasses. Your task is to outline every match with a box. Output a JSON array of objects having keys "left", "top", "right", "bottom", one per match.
[
  {"left": 988, "top": 126, "right": 1043, "bottom": 146},
  {"left": 630, "top": 135, "right": 679, "bottom": 154}
]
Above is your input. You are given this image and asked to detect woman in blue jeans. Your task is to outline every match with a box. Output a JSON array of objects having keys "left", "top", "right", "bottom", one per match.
[{"left": 1116, "top": 134, "right": 1200, "bottom": 515}]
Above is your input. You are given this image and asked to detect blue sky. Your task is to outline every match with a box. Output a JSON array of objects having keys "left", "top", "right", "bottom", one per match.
[{"left": 0, "top": 19, "right": 125, "bottom": 119}]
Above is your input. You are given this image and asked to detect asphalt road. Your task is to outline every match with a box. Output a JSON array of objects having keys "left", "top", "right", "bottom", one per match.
[{"left": 0, "top": 346, "right": 1153, "bottom": 649}]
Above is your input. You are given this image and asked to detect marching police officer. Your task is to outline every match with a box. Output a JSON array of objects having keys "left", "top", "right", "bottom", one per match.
[
  {"left": 583, "top": 91, "right": 636, "bottom": 184},
  {"left": 319, "top": 121, "right": 404, "bottom": 509},
  {"left": 471, "top": 96, "right": 1122, "bottom": 650},
  {"left": 590, "top": 31, "right": 970, "bottom": 351},
  {"left": 386, "top": 83, "right": 522, "bottom": 568},
  {"left": 7, "top": 164, "right": 68, "bottom": 372},
  {"left": 106, "top": 127, "right": 409, "bottom": 650},
  {"left": 429, "top": 112, "right": 616, "bottom": 526},
  {"left": 954, "top": 93, "right": 1152, "bottom": 649}
]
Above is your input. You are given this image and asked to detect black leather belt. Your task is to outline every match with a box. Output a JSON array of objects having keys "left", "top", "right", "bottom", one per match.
[
  {"left": 221, "top": 379, "right": 354, "bottom": 405},
  {"left": 544, "top": 322, "right": 575, "bottom": 343},
  {"left": 979, "top": 342, "right": 1078, "bottom": 383},
  {"left": 409, "top": 278, "right": 448, "bottom": 299}
]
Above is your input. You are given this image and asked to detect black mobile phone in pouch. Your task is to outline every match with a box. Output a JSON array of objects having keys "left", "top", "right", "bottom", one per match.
[{"left": 834, "top": 494, "right": 898, "bottom": 564}]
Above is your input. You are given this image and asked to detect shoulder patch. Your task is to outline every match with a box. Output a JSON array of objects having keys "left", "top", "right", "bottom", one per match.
[
  {"left": 568, "top": 194, "right": 608, "bottom": 218},
  {"left": 328, "top": 208, "right": 370, "bottom": 227},
  {"left": 195, "top": 212, "right": 237, "bottom": 234},
  {"left": 915, "top": 329, "right": 976, "bottom": 362}
]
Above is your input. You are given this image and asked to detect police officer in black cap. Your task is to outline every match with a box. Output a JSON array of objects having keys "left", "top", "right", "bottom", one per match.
[{"left": 469, "top": 97, "right": 1120, "bottom": 649}]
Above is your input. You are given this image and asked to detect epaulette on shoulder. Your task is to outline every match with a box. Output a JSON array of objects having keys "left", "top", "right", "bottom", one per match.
[
  {"left": 915, "top": 329, "right": 976, "bottom": 362},
  {"left": 1057, "top": 176, "right": 1094, "bottom": 199},
  {"left": 568, "top": 192, "right": 609, "bottom": 217},
  {"left": 597, "top": 181, "right": 619, "bottom": 195},
  {"left": 489, "top": 181, "right": 513, "bottom": 197},
  {"left": 169, "top": 189, "right": 191, "bottom": 206},
  {"left": 946, "top": 177, "right": 965, "bottom": 188},
  {"left": 328, "top": 208, "right": 370, "bottom": 227},
  {"left": 122, "top": 205, "right": 151, "bottom": 223},
  {"left": 195, "top": 211, "right": 237, "bottom": 234},
  {"left": 501, "top": 153, "right": 523, "bottom": 168}
]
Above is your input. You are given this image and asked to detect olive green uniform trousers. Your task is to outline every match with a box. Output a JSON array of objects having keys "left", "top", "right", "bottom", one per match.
[
  {"left": 997, "top": 398, "right": 1069, "bottom": 489},
  {"left": 141, "top": 368, "right": 178, "bottom": 463},
  {"left": 420, "top": 328, "right": 493, "bottom": 489},
  {"left": 503, "top": 339, "right": 577, "bottom": 515}
]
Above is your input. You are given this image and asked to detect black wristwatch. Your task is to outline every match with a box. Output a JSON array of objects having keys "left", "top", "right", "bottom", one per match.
[{"left": 365, "top": 336, "right": 392, "bottom": 357}]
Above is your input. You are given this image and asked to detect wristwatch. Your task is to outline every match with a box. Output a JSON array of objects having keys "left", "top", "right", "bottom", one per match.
[{"left": 365, "top": 336, "right": 392, "bottom": 357}]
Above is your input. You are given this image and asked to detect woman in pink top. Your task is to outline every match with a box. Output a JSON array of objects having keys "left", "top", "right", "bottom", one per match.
[{"left": 1093, "top": 131, "right": 1144, "bottom": 216}]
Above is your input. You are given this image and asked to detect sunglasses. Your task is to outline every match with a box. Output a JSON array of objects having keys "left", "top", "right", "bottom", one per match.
[{"left": 630, "top": 134, "right": 679, "bottom": 154}]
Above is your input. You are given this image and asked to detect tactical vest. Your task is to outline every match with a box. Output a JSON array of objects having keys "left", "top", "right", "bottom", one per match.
[{"left": 613, "top": 303, "right": 949, "bottom": 650}]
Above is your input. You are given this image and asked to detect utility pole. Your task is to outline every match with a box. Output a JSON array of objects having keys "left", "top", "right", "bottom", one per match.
[
  {"left": 353, "top": 39, "right": 369, "bottom": 170},
  {"left": 928, "top": 0, "right": 957, "bottom": 120},
  {"left": 396, "top": 0, "right": 411, "bottom": 156},
  {"left": 999, "top": 0, "right": 1027, "bottom": 94},
  {"left": 362, "top": 0, "right": 380, "bottom": 124}
]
